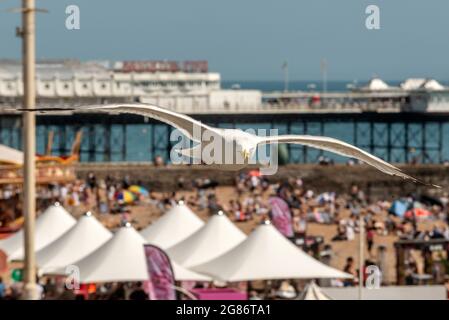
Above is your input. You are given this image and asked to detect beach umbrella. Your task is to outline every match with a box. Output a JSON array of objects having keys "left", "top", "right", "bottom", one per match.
[
  {"left": 419, "top": 195, "right": 443, "bottom": 207},
  {"left": 128, "top": 185, "right": 149, "bottom": 197},
  {"left": 389, "top": 200, "right": 410, "bottom": 217},
  {"left": 115, "top": 190, "right": 135, "bottom": 203},
  {"left": 248, "top": 170, "right": 261, "bottom": 177},
  {"left": 11, "top": 268, "right": 23, "bottom": 282},
  {"left": 404, "top": 208, "right": 433, "bottom": 220},
  {"left": 316, "top": 192, "right": 336, "bottom": 205}
]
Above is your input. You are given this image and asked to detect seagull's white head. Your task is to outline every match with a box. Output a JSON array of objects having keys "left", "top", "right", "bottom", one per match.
[
  {"left": 241, "top": 148, "right": 251, "bottom": 160},
  {"left": 226, "top": 128, "right": 258, "bottom": 161},
  {"left": 238, "top": 142, "right": 255, "bottom": 161}
]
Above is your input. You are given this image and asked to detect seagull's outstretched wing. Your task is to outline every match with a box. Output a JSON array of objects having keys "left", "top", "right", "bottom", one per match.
[
  {"left": 19, "top": 103, "right": 216, "bottom": 142},
  {"left": 258, "top": 134, "right": 439, "bottom": 187}
]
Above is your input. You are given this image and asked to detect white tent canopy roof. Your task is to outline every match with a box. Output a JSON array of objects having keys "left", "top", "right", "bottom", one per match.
[
  {"left": 401, "top": 78, "right": 426, "bottom": 90},
  {"left": 70, "top": 225, "right": 150, "bottom": 283},
  {"left": 422, "top": 79, "right": 445, "bottom": 90},
  {"left": 401, "top": 78, "right": 445, "bottom": 91},
  {"left": 140, "top": 202, "right": 204, "bottom": 249},
  {"left": 362, "top": 78, "right": 390, "bottom": 91},
  {"left": 63, "top": 225, "right": 209, "bottom": 283},
  {"left": 297, "top": 281, "right": 333, "bottom": 300},
  {"left": 167, "top": 212, "right": 246, "bottom": 268},
  {"left": 171, "top": 260, "right": 211, "bottom": 282},
  {"left": 0, "top": 144, "right": 23, "bottom": 165},
  {"left": 0, "top": 203, "right": 76, "bottom": 261},
  {"left": 193, "top": 223, "right": 352, "bottom": 282},
  {"left": 36, "top": 213, "right": 113, "bottom": 274}
]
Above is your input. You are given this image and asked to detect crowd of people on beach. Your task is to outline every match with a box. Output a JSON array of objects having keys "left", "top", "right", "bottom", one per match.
[{"left": 1, "top": 168, "right": 449, "bottom": 299}]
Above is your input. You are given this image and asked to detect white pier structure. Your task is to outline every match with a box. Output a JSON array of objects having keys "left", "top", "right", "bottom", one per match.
[{"left": 0, "top": 61, "right": 449, "bottom": 114}]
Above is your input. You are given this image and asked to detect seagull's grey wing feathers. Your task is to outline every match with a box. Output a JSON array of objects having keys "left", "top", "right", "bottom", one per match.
[
  {"left": 87, "top": 104, "right": 217, "bottom": 142},
  {"left": 20, "top": 103, "right": 216, "bottom": 142},
  {"left": 258, "top": 134, "right": 439, "bottom": 187}
]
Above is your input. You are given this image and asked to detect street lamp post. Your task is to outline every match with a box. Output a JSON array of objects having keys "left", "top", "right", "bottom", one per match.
[{"left": 21, "top": 0, "right": 38, "bottom": 300}]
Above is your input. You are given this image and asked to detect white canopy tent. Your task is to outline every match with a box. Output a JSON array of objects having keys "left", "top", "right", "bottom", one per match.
[
  {"left": 172, "top": 261, "right": 211, "bottom": 282},
  {"left": 0, "top": 203, "right": 76, "bottom": 261},
  {"left": 401, "top": 78, "right": 445, "bottom": 91},
  {"left": 62, "top": 225, "right": 209, "bottom": 283},
  {"left": 0, "top": 144, "right": 24, "bottom": 165},
  {"left": 422, "top": 79, "right": 445, "bottom": 90},
  {"left": 167, "top": 212, "right": 246, "bottom": 268},
  {"left": 36, "top": 212, "right": 112, "bottom": 274},
  {"left": 297, "top": 281, "right": 333, "bottom": 300},
  {"left": 193, "top": 222, "right": 352, "bottom": 282},
  {"left": 401, "top": 78, "right": 426, "bottom": 90},
  {"left": 361, "top": 78, "right": 390, "bottom": 91},
  {"left": 68, "top": 225, "right": 150, "bottom": 283},
  {"left": 140, "top": 202, "right": 204, "bottom": 249}
]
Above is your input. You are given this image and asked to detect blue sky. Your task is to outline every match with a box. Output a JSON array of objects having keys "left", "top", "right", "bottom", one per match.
[{"left": 0, "top": 0, "right": 448, "bottom": 81}]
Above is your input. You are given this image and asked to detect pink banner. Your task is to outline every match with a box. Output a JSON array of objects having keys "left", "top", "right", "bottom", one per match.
[
  {"left": 269, "top": 196, "right": 294, "bottom": 237},
  {"left": 143, "top": 245, "right": 176, "bottom": 300}
]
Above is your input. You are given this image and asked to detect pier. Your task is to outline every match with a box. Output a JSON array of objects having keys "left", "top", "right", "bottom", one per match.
[{"left": 0, "top": 110, "right": 448, "bottom": 165}]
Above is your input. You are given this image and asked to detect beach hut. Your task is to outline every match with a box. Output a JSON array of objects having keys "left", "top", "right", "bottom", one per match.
[
  {"left": 193, "top": 221, "right": 352, "bottom": 282},
  {"left": 0, "top": 203, "right": 76, "bottom": 261},
  {"left": 36, "top": 212, "right": 112, "bottom": 274},
  {"left": 140, "top": 201, "right": 204, "bottom": 249},
  {"left": 166, "top": 211, "right": 246, "bottom": 268},
  {"left": 297, "top": 281, "right": 333, "bottom": 300}
]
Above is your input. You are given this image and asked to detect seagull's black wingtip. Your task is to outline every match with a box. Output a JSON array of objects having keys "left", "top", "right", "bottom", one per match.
[
  {"left": 416, "top": 179, "right": 441, "bottom": 189},
  {"left": 17, "top": 107, "right": 75, "bottom": 112}
]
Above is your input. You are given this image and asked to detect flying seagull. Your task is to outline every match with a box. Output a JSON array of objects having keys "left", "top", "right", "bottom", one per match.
[{"left": 17, "top": 103, "right": 438, "bottom": 187}]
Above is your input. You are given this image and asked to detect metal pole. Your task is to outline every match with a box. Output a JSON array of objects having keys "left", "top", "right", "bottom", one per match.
[
  {"left": 282, "top": 61, "right": 289, "bottom": 92},
  {"left": 22, "top": 0, "right": 38, "bottom": 300},
  {"left": 321, "top": 58, "right": 328, "bottom": 94},
  {"left": 358, "top": 213, "right": 364, "bottom": 300}
]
